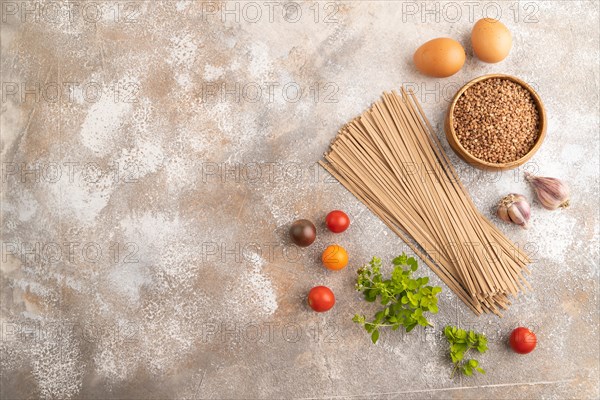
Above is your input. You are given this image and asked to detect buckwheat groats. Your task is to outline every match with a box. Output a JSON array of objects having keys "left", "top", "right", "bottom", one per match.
[{"left": 452, "top": 78, "right": 540, "bottom": 164}]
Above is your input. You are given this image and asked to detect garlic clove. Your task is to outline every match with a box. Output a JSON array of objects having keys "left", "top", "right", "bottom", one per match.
[
  {"left": 508, "top": 200, "right": 529, "bottom": 228},
  {"left": 497, "top": 193, "right": 531, "bottom": 229},
  {"left": 497, "top": 202, "right": 510, "bottom": 222},
  {"left": 525, "top": 172, "right": 570, "bottom": 210}
]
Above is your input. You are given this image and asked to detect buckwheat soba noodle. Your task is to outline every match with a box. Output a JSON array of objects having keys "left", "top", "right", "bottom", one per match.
[{"left": 319, "top": 89, "right": 531, "bottom": 316}]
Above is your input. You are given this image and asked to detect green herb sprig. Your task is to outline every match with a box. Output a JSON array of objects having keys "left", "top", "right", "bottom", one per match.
[
  {"left": 352, "top": 253, "right": 442, "bottom": 344},
  {"left": 444, "top": 326, "right": 488, "bottom": 377}
]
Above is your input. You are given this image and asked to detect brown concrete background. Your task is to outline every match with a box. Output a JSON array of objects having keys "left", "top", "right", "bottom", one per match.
[{"left": 1, "top": 1, "right": 598, "bottom": 399}]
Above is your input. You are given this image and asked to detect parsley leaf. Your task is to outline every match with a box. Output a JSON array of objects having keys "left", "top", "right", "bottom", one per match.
[
  {"left": 353, "top": 253, "right": 442, "bottom": 344},
  {"left": 444, "top": 325, "right": 488, "bottom": 377}
]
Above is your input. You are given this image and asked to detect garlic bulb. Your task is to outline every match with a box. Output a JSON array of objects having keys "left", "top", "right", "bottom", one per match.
[
  {"left": 525, "top": 172, "right": 570, "bottom": 210},
  {"left": 497, "top": 194, "right": 531, "bottom": 229}
]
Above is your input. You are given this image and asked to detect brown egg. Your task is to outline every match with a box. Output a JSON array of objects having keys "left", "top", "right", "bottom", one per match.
[
  {"left": 413, "top": 38, "right": 466, "bottom": 78},
  {"left": 471, "top": 18, "right": 512, "bottom": 63}
]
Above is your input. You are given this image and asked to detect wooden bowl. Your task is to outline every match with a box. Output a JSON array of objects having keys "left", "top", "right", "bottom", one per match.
[{"left": 445, "top": 74, "right": 547, "bottom": 171}]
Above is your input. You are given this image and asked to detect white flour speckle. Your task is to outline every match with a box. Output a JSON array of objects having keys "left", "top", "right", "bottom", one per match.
[
  {"left": 30, "top": 324, "right": 84, "bottom": 399},
  {"left": 80, "top": 96, "right": 132, "bottom": 156},
  {"left": 248, "top": 42, "right": 272, "bottom": 82},
  {"left": 116, "top": 137, "right": 165, "bottom": 179},
  {"left": 94, "top": 347, "right": 122, "bottom": 383},
  {"left": 242, "top": 252, "right": 278, "bottom": 316},
  {"left": 1, "top": 101, "right": 24, "bottom": 156},
  {"left": 268, "top": 201, "right": 293, "bottom": 226},
  {"left": 176, "top": 0, "right": 192, "bottom": 11},
  {"left": 204, "top": 64, "right": 225, "bottom": 81},
  {"left": 15, "top": 190, "right": 38, "bottom": 222},
  {"left": 175, "top": 71, "right": 192, "bottom": 88},
  {"left": 121, "top": 212, "right": 181, "bottom": 248},
  {"left": 168, "top": 32, "right": 198, "bottom": 67},
  {"left": 45, "top": 171, "right": 112, "bottom": 224},
  {"left": 108, "top": 263, "right": 151, "bottom": 302}
]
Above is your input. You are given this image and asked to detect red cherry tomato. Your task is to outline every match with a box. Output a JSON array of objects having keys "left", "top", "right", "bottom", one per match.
[
  {"left": 326, "top": 210, "right": 350, "bottom": 233},
  {"left": 509, "top": 327, "right": 537, "bottom": 354},
  {"left": 307, "top": 286, "right": 335, "bottom": 312}
]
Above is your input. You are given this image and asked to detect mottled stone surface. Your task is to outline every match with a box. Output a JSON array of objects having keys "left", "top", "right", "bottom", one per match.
[{"left": 1, "top": 1, "right": 598, "bottom": 399}]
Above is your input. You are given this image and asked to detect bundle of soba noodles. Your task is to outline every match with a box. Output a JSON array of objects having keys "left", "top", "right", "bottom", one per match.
[{"left": 319, "top": 89, "right": 531, "bottom": 316}]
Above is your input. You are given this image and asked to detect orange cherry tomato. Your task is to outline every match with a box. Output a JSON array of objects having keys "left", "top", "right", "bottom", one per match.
[{"left": 321, "top": 245, "right": 348, "bottom": 270}]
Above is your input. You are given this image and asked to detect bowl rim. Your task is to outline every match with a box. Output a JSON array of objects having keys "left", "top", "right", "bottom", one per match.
[{"left": 446, "top": 73, "right": 547, "bottom": 169}]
